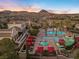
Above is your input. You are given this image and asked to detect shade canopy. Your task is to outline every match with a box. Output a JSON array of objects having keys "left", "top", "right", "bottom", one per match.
[
  {"left": 26, "top": 36, "right": 35, "bottom": 46},
  {"left": 58, "top": 39, "right": 65, "bottom": 45},
  {"left": 75, "top": 36, "right": 79, "bottom": 42},
  {"left": 40, "top": 41, "right": 48, "bottom": 46},
  {"left": 64, "top": 37, "right": 75, "bottom": 46},
  {"left": 27, "top": 42, "right": 34, "bottom": 46},
  {"left": 28, "top": 36, "right": 36, "bottom": 39},
  {"left": 26, "top": 39, "right": 33, "bottom": 42},
  {"left": 48, "top": 47, "right": 55, "bottom": 53},
  {"left": 74, "top": 42, "right": 79, "bottom": 48},
  {"left": 36, "top": 47, "right": 44, "bottom": 53}
]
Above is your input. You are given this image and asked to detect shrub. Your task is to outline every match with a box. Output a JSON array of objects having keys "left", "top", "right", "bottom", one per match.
[
  {"left": 0, "top": 38, "right": 18, "bottom": 59},
  {"left": 28, "top": 28, "right": 39, "bottom": 36}
]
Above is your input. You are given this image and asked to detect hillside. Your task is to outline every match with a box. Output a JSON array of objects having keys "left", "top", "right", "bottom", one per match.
[{"left": 0, "top": 10, "right": 79, "bottom": 23}]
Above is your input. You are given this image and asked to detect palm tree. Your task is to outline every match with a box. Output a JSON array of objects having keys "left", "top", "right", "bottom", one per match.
[{"left": 42, "top": 20, "right": 49, "bottom": 36}]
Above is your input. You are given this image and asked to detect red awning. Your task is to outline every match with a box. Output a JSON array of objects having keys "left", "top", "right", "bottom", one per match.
[
  {"left": 75, "top": 37, "right": 79, "bottom": 41},
  {"left": 36, "top": 47, "right": 44, "bottom": 53},
  {"left": 58, "top": 39, "right": 65, "bottom": 45},
  {"left": 48, "top": 47, "right": 55, "bottom": 53},
  {"left": 27, "top": 42, "right": 32, "bottom": 46},
  {"left": 74, "top": 42, "right": 79, "bottom": 48},
  {"left": 27, "top": 42, "right": 34, "bottom": 46},
  {"left": 26, "top": 36, "right": 35, "bottom": 46},
  {"left": 27, "top": 39, "right": 33, "bottom": 42},
  {"left": 28, "top": 36, "right": 36, "bottom": 39},
  {"left": 26, "top": 36, "right": 35, "bottom": 42}
]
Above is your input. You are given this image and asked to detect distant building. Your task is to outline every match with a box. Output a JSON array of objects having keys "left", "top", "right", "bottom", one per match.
[
  {"left": 0, "top": 20, "right": 27, "bottom": 40},
  {"left": 0, "top": 27, "right": 21, "bottom": 40},
  {"left": 8, "top": 20, "right": 26, "bottom": 31},
  {"left": 0, "top": 29, "right": 12, "bottom": 40},
  {"left": 75, "top": 24, "right": 79, "bottom": 29}
]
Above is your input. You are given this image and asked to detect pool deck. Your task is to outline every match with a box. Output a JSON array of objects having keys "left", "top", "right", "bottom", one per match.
[
  {"left": 30, "top": 29, "right": 75, "bottom": 59},
  {"left": 33, "top": 29, "right": 60, "bottom": 54},
  {"left": 33, "top": 36, "right": 59, "bottom": 51}
]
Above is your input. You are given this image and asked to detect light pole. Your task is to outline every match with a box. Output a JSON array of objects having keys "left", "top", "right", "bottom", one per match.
[
  {"left": 26, "top": 35, "right": 29, "bottom": 59},
  {"left": 28, "top": 20, "right": 31, "bottom": 29}
]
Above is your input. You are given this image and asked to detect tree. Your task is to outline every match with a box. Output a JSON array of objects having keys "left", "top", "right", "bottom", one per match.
[
  {"left": 75, "top": 52, "right": 79, "bottom": 59},
  {"left": 28, "top": 27, "right": 39, "bottom": 36},
  {"left": 0, "top": 22, "right": 8, "bottom": 29},
  {"left": 0, "top": 38, "right": 18, "bottom": 59},
  {"left": 73, "top": 49, "right": 79, "bottom": 59}
]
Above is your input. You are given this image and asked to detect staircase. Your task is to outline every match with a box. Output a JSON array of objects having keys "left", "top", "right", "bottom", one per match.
[{"left": 15, "top": 29, "right": 28, "bottom": 50}]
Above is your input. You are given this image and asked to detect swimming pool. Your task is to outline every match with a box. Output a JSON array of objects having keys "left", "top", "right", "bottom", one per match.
[
  {"left": 43, "top": 36, "right": 60, "bottom": 43},
  {"left": 53, "top": 37, "right": 59, "bottom": 42},
  {"left": 47, "top": 31, "right": 65, "bottom": 35}
]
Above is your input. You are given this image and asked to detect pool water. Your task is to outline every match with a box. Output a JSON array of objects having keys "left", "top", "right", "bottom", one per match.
[
  {"left": 43, "top": 36, "right": 51, "bottom": 39},
  {"left": 43, "top": 36, "right": 59, "bottom": 42},
  {"left": 40, "top": 41, "right": 48, "bottom": 46},
  {"left": 47, "top": 31, "right": 65, "bottom": 35},
  {"left": 53, "top": 37, "right": 59, "bottom": 43},
  {"left": 43, "top": 36, "right": 60, "bottom": 43},
  {"left": 47, "top": 32, "right": 56, "bottom": 35},
  {"left": 41, "top": 31, "right": 75, "bottom": 47}
]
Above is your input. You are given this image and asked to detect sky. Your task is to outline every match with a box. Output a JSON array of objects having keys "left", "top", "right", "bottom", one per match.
[{"left": 0, "top": 0, "right": 79, "bottom": 13}]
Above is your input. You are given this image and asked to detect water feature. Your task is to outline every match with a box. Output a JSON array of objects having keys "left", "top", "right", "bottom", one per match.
[
  {"left": 47, "top": 31, "right": 65, "bottom": 35},
  {"left": 40, "top": 41, "right": 48, "bottom": 46}
]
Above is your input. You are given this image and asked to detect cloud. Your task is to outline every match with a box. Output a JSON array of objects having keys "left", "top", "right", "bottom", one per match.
[
  {"left": 25, "top": 5, "right": 41, "bottom": 12},
  {"left": 0, "top": 0, "right": 41, "bottom": 12},
  {"left": 48, "top": 9, "right": 79, "bottom": 14},
  {"left": 0, "top": 1, "right": 24, "bottom": 11},
  {"left": 0, "top": 0, "right": 79, "bottom": 13},
  {"left": 68, "top": 10, "right": 79, "bottom": 14}
]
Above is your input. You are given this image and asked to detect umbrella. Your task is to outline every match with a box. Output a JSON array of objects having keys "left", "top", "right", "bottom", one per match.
[
  {"left": 75, "top": 36, "right": 79, "bottom": 42},
  {"left": 74, "top": 42, "right": 79, "bottom": 48},
  {"left": 48, "top": 47, "right": 55, "bottom": 53},
  {"left": 40, "top": 41, "right": 48, "bottom": 46},
  {"left": 28, "top": 36, "right": 36, "bottom": 39},
  {"left": 64, "top": 37, "right": 75, "bottom": 47},
  {"left": 27, "top": 42, "right": 34, "bottom": 46},
  {"left": 59, "top": 39, "right": 65, "bottom": 45},
  {"left": 36, "top": 47, "right": 44, "bottom": 53}
]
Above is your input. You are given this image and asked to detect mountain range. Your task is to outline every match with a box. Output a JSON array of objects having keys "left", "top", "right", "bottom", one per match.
[{"left": 0, "top": 9, "right": 79, "bottom": 22}]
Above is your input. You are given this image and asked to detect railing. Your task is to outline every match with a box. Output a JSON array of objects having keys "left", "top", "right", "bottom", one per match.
[
  {"left": 17, "top": 30, "right": 28, "bottom": 49},
  {"left": 16, "top": 28, "right": 27, "bottom": 42},
  {"left": 14, "top": 28, "right": 28, "bottom": 52}
]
